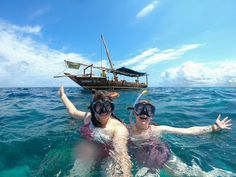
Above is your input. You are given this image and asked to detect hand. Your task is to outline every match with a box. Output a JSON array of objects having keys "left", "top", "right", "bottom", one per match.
[
  {"left": 215, "top": 114, "right": 232, "bottom": 130},
  {"left": 58, "top": 85, "right": 65, "bottom": 97}
]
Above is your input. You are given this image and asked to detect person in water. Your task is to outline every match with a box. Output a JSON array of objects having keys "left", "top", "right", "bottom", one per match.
[
  {"left": 58, "top": 86, "right": 132, "bottom": 177},
  {"left": 129, "top": 99, "right": 233, "bottom": 177}
]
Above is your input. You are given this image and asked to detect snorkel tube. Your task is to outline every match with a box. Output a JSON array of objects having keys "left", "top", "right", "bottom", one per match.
[{"left": 129, "top": 90, "right": 148, "bottom": 126}]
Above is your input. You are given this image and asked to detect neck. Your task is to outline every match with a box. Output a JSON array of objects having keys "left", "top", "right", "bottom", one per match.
[
  {"left": 134, "top": 123, "right": 149, "bottom": 132},
  {"left": 96, "top": 115, "right": 111, "bottom": 128}
]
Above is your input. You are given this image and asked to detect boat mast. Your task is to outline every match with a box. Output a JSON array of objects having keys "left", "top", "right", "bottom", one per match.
[{"left": 101, "top": 34, "right": 118, "bottom": 81}]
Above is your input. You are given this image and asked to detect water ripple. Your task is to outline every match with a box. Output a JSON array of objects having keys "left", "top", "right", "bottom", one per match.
[{"left": 0, "top": 87, "right": 235, "bottom": 175}]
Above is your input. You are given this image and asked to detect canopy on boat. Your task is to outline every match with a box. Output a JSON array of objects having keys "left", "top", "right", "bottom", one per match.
[{"left": 113, "top": 67, "right": 146, "bottom": 77}]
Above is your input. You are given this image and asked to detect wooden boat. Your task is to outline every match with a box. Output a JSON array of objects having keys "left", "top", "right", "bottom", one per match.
[{"left": 54, "top": 35, "right": 148, "bottom": 90}]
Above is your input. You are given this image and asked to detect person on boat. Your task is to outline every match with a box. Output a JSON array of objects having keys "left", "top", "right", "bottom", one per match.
[
  {"left": 58, "top": 86, "right": 131, "bottom": 177},
  {"left": 128, "top": 98, "right": 233, "bottom": 177},
  {"left": 101, "top": 69, "right": 107, "bottom": 78}
]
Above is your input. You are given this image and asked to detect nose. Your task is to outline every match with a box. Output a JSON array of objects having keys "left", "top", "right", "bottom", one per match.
[{"left": 102, "top": 106, "right": 107, "bottom": 113}]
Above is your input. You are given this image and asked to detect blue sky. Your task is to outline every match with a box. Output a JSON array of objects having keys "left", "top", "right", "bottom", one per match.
[{"left": 0, "top": 0, "right": 236, "bottom": 87}]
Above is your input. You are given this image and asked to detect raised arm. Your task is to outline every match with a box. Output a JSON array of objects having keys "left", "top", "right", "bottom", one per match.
[
  {"left": 108, "top": 124, "right": 132, "bottom": 177},
  {"left": 58, "top": 85, "right": 91, "bottom": 121},
  {"left": 155, "top": 115, "right": 232, "bottom": 135}
]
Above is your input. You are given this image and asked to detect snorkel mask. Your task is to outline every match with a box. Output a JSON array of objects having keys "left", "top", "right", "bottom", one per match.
[
  {"left": 91, "top": 100, "right": 114, "bottom": 115},
  {"left": 134, "top": 102, "right": 155, "bottom": 118}
]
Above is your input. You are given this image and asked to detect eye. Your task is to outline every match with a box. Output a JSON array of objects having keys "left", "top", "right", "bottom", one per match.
[
  {"left": 135, "top": 104, "right": 144, "bottom": 113},
  {"left": 104, "top": 102, "right": 112, "bottom": 111},
  {"left": 94, "top": 102, "right": 102, "bottom": 112},
  {"left": 146, "top": 105, "right": 152, "bottom": 112}
]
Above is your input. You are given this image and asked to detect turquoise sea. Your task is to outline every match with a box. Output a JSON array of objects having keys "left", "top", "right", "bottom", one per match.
[{"left": 0, "top": 87, "right": 235, "bottom": 177}]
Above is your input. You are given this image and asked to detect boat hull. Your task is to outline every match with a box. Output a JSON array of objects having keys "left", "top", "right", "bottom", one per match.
[{"left": 65, "top": 73, "right": 147, "bottom": 90}]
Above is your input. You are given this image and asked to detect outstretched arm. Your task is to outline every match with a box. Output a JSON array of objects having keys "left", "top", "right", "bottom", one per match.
[
  {"left": 109, "top": 124, "right": 132, "bottom": 177},
  {"left": 58, "top": 85, "right": 91, "bottom": 121},
  {"left": 155, "top": 115, "right": 232, "bottom": 135}
]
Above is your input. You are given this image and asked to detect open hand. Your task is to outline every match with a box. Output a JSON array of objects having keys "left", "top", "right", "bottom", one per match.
[
  {"left": 215, "top": 114, "right": 232, "bottom": 130},
  {"left": 58, "top": 85, "right": 65, "bottom": 97}
]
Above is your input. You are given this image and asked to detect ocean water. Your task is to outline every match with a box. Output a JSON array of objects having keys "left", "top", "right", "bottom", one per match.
[{"left": 0, "top": 87, "right": 235, "bottom": 177}]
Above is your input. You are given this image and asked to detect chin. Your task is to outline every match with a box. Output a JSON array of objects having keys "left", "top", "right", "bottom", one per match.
[
  {"left": 97, "top": 113, "right": 110, "bottom": 119},
  {"left": 141, "top": 120, "right": 148, "bottom": 124}
]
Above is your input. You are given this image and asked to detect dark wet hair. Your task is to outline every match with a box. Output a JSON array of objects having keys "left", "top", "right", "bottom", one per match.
[{"left": 90, "top": 90, "right": 122, "bottom": 127}]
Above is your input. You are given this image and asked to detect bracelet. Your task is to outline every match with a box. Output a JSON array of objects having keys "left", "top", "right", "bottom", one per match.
[
  {"left": 211, "top": 124, "right": 216, "bottom": 132},
  {"left": 214, "top": 122, "right": 221, "bottom": 129}
]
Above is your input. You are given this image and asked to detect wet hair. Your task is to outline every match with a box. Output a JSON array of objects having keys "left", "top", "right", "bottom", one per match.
[
  {"left": 90, "top": 90, "right": 122, "bottom": 127},
  {"left": 137, "top": 99, "right": 152, "bottom": 104}
]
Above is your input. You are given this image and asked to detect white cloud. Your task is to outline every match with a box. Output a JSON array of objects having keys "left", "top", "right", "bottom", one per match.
[
  {"left": 160, "top": 61, "right": 236, "bottom": 87},
  {"left": 29, "top": 5, "right": 51, "bottom": 20},
  {"left": 122, "top": 48, "right": 158, "bottom": 66},
  {"left": 136, "top": 1, "right": 159, "bottom": 18},
  {"left": 120, "top": 44, "right": 200, "bottom": 71},
  {"left": 0, "top": 21, "right": 42, "bottom": 34},
  {"left": 0, "top": 20, "right": 92, "bottom": 87}
]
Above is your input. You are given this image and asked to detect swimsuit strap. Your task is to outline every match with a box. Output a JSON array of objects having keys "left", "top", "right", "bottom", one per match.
[
  {"left": 89, "top": 122, "right": 94, "bottom": 129},
  {"left": 80, "top": 122, "right": 93, "bottom": 140}
]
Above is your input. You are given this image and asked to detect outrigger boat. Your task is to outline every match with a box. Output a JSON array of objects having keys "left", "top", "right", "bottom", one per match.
[{"left": 54, "top": 35, "right": 148, "bottom": 90}]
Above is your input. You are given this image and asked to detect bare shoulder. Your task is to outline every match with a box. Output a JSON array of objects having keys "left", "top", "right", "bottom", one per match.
[{"left": 110, "top": 119, "right": 128, "bottom": 134}]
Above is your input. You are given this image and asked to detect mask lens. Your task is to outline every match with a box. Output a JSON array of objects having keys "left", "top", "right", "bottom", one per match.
[
  {"left": 146, "top": 104, "right": 155, "bottom": 117},
  {"left": 104, "top": 101, "right": 113, "bottom": 112},
  {"left": 134, "top": 103, "right": 155, "bottom": 117},
  {"left": 134, "top": 103, "right": 145, "bottom": 115},
  {"left": 94, "top": 102, "right": 103, "bottom": 113}
]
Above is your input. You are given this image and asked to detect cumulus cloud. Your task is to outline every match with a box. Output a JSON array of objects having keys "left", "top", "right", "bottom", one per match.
[
  {"left": 160, "top": 61, "right": 236, "bottom": 87},
  {"left": 121, "top": 48, "right": 159, "bottom": 66},
  {"left": 136, "top": 1, "right": 159, "bottom": 18},
  {"left": 120, "top": 44, "right": 200, "bottom": 71},
  {"left": 0, "top": 20, "right": 42, "bottom": 34},
  {"left": 0, "top": 20, "right": 92, "bottom": 87}
]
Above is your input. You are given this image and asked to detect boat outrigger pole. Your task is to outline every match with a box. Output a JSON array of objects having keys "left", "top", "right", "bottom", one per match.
[{"left": 101, "top": 34, "right": 118, "bottom": 81}]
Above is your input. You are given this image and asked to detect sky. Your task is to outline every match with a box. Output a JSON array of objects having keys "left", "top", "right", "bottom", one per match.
[{"left": 0, "top": 0, "right": 236, "bottom": 87}]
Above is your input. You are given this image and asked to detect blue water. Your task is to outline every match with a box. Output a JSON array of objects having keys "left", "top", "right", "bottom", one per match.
[{"left": 0, "top": 87, "right": 235, "bottom": 176}]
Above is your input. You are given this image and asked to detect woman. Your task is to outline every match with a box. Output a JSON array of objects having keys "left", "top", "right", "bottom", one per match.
[
  {"left": 58, "top": 86, "right": 131, "bottom": 177},
  {"left": 129, "top": 99, "right": 233, "bottom": 177}
]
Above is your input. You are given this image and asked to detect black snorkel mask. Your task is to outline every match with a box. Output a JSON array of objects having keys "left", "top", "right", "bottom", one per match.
[
  {"left": 91, "top": 100, "right": 114, "bottom": 115},
  {"left": 129, "top": 102, "right": 155, "bottom": 118}
]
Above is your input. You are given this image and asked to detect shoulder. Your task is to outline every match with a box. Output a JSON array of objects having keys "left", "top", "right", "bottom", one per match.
[{"left": 110, "top": 119, "right": 128, "bottom": 135}]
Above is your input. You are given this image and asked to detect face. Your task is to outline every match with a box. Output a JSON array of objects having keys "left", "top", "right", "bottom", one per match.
[
  {"left": 133, "top": 102, "right": 155, "bottom": 125},
  {"left": 91, "top": 100, "right": 114, "bottom": 121}
]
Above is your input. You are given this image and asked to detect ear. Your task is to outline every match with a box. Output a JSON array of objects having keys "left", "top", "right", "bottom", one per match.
[{"left": 109, "top": 92, "right": 120, "bottom": 99}]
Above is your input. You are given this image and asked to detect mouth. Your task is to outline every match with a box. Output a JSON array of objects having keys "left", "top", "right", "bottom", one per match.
[
  {"left": 95, "top": 113, "right": 109, "bottom": 119},
  {"left": 139, "top": 116, "right": 148, "bottom": 120}
]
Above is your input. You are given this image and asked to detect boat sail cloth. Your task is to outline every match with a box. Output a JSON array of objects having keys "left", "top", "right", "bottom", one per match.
[
  {"left": 114, "top": 67, "right": 146, "bottom": 77},
  {"left": 65, "top": 61, "right": 81, "bottom": 69}
]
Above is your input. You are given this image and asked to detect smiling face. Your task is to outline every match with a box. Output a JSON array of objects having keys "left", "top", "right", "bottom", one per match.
[
  {"left": 90, "top": 90, "right": 115, "bottom": 127},
  {"left": 133, "top": 100, "right": 155, "bottom": 129}
]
